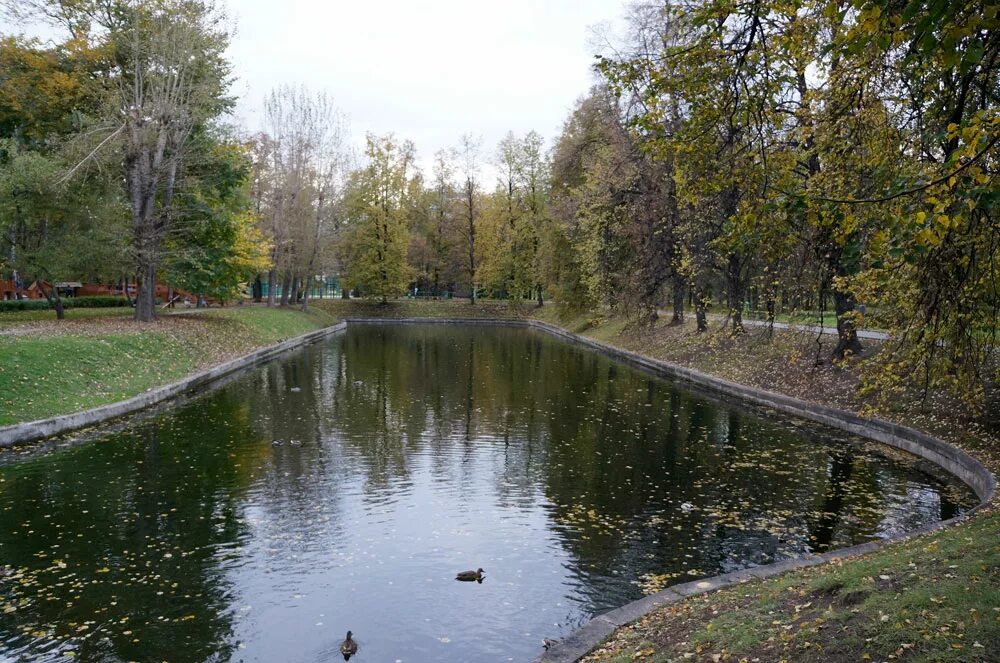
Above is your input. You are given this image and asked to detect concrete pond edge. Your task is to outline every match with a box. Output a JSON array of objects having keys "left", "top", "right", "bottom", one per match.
[
  {"left": 345, "top": 316, "right": 996, "bottom": 663},
  {"left": 1, "top": 315, "right": 994, "bottom": 663},
  {"left": 0, "top": 321, "right": 348, "bottom": 447}
]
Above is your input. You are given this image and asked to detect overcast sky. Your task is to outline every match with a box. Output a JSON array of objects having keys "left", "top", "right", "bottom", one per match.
[
  {"left": 227, "top": 0, "right": 626, "bottom": 172},
  {"left": 2, "top": 0, "right": 627, "bottom": 175}
]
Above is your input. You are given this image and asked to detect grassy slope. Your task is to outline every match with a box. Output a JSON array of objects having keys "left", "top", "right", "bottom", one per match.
[
  {"left": 528, "top": 306, "right": 999, "bottom": 663},
  {"left": 0, "top": 306, "right": 335, "bottom": 426},
  {"left": 583, "top": 511, "right": 1000, "bottom": 662}
]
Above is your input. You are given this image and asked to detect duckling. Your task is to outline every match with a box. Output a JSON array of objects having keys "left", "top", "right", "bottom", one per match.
[
  {"left": 543, "top": 638, "right": 559, "bottom": 650},
  {"left": 340, "top": 630, "right": 357, "bottom": 660},
  {"left": 455, "top": 568, "right": 484, "bottom": 582}
]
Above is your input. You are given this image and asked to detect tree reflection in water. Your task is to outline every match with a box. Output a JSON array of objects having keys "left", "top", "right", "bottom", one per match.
[{"left": 0, "top": 324, "right": 976, "bottom": 662}]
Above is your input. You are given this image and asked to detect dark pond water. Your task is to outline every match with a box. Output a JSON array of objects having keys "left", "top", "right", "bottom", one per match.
[{"left": 0, "top": 324, "right": 977, "bottom": 662}]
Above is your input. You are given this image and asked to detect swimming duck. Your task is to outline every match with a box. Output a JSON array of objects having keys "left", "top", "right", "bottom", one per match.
[
  {"left": 340, "top": 630, "right": 358, "bottom": 660},
  {"left": 455, "top": 568, "right": 485, "bottom": 582}
]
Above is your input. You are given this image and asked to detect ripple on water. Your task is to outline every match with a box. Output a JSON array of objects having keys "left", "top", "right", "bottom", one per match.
[{"left": 0, "top": 324, "right": 977, "bottom": 662}]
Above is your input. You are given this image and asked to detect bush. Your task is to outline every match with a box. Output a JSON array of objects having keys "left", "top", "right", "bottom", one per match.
[
  {"left": 0, "top": 296, "right": 130, "bottom": 313},
  {"left": 68, "top": 296, "right": 130, "bottom": 309},
  {"left": 0, "top": 299, "right": 49, "bottom": 312}
]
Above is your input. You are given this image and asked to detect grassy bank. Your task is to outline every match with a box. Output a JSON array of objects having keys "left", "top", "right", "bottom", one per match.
[
  {"left": 0, "top": 306, "right": 335, "bottom": 426},
  {"left": 582, "top": 509, "right": 999, "bottom": 662}
]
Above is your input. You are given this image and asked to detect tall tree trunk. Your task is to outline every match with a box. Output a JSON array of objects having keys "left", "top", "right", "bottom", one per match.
[
  {"left": 695, "top": 287, "right": 708, "bottom": 332},
  {"left": 253, "top": 275, "right": 263, "bottom": 303},
  {"left": 765, "top": 293, "right": 776, "bottom": 337},
  {"left": 671, "top": 272, "right": 685, "bottom": 325},
  {"left": 825, "top": 245, "right": 863, "bottom": 358},
  {"left": 535, "top": 284, "right": 543, "bottom": 308},
  {"left": 832, "top": 288, "right": 863, "bottom": 357},
  {"left": 288, "top": 275, "right": 299, "bottom": 305},
  {"left": 301, "top": 283, "right": 310, "bottom": 312},
  {"left": 279, "top": 272, "right": 291, "bottom": 306},
  {"left": 266, "top": 268, "right": 277, "bottom": 307},
  {"left": 726, "top": 253, "right": 745, "bottom": 335},
  {"left": 467, "top": 182, "right": 476, "bottom": 305},
  {"left": 38, "top": 279, "right": 65, "bottom": 321},
  {"left": 341, "top": 286, "right": 350, "bottom": 300},
  {"left": 135, "top": 261, "right": 157, "bottom": 322},
  {"left": 131, "top": 133, "right": 176, "bottom": 323}
]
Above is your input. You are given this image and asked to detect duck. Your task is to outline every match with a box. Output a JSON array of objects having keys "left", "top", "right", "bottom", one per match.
[
  {"left": 455, "top": 568, "right": 485, "bottom": 582},
  {"left": 543, "top": 638, "right": 559, "bottom": 650},
  {"left": 340, "top": 630, "right": 358, "bottom": 660}
]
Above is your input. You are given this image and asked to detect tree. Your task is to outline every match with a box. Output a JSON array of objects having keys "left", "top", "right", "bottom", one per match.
[
  {"left": 339, "top": 134, "right": 415, "bottom": 302},
  {"left": 256, "top": 86, "right": 347, "bottom": 309},
  {"left": 457, "top": 134, "right": 481, "bottom": 304},
  {"left": 0, "top": 140, "right": 128, "bottom": 317},
  {"left": 162, "top": 132, "right": 270, "bottom": 303},
  {"left": 0, "top": 35, "right": 108, "bottom": 146},
  {"left": 115, "top": 0, "right": 233, "bottom": 321}
]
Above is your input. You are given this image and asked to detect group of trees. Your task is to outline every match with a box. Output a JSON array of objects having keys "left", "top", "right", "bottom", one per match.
[
  {"left": 337, "top": 0, "right": 998, "bottom": 405},
  {"left": 0, "top": 0, "right": 269, "bottom": 320},
  {"left": 550, "top": 0, "right": 998, "bottom": 404},
  {"left": 251, "top": 86, "right": 347, "bottom": 310},
  {"left": 1, "top": 0, "right": 996, "bottom": 404}
]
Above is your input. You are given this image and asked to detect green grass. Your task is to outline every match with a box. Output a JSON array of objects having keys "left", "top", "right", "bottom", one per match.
[
  {"left": 194, "top": 305, "right": 336, "bottom": 338},
  {"left": 585, "top": 511, "right": 1000, "bottom": 662},
  {"left": 0, "top": 305, "right": 335, "bottom": 426}
]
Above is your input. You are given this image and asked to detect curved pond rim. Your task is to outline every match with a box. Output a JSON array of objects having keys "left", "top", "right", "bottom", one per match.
[
  {"left": 338, "top": 317, "right": 993, "bottom": 663},
  {"left": 0, "top": 321, "right": 348, "bottom": 448},
  {"left": 0, "top": 315, "right": 993, "bottom": 663},
  {"left": 346, "top": 316, "right": 995, "bottom": 506}
]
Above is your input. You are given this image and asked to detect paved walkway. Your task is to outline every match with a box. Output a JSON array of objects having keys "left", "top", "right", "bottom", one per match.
[
  {"left": 660, "top": 310, "right": 890, "bottom": 341},
  {"left": 736, "top": 316, "right": 889, "bottom": 340}
]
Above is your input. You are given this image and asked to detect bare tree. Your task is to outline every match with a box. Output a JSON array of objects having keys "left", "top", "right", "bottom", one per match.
[
  {"left": 457, "top": 134, "right": 481, "bottom": 304},
  {"left": 258, "top": 86, "right": 348, "bottom": 309}
]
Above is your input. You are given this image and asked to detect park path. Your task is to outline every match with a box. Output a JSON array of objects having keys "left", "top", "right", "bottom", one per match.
[{"left": 659, "top": 310, "right": 891, "bottom": 341}]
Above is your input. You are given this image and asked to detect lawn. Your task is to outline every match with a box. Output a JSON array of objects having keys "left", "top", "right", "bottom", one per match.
[
  {"left": 583, "top": 509, "right": 1000, "bottom": 662},
  {"left": 0, "top": 305, "right": 335, "bottom": 426}
]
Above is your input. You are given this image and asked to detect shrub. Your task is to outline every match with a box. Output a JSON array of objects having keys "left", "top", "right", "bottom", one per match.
[
  {"left": 0, "top": 299, "right": 50, "bottom": 312},
  {"left": 0, "top": 296, "right": 130, "bottom": 313},
  {"left": 67, "top": 296, "right": 130, "bottom": 309}
]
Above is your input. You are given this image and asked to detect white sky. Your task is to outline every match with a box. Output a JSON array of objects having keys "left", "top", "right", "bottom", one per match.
[
  {"left": 2, "top": 0, "right": 628, "bottom": 176},
  {"left": 227, "top": 0, "right": 626, "bottom": 173}
]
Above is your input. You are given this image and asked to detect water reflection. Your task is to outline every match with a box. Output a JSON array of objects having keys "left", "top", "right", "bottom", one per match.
[{"left": 0, "top": 324, "right": 976, "bottom": 662}]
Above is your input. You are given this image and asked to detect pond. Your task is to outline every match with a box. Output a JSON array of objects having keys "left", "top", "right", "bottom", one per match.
[{"left": 0, "top": 323, "right": 977, "bottom": 662}]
